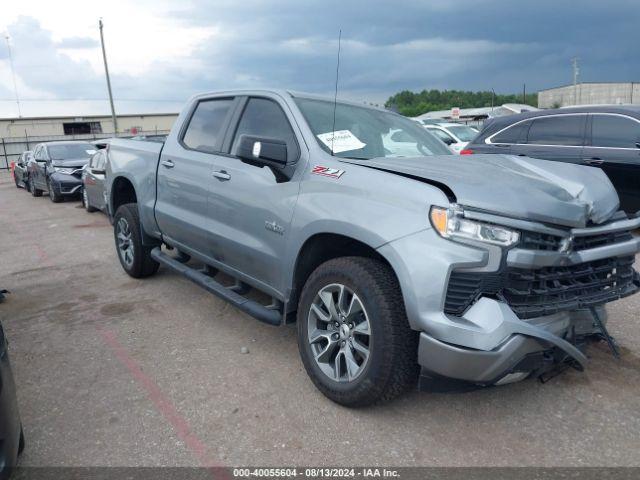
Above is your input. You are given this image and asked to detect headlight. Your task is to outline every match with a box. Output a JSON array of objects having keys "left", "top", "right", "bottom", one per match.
[
  {"left": 430, "top": 205, "right": 520, "bottom": 247},
  {"left": 53, "top": 167, "right": 75, "bottom": 175}
]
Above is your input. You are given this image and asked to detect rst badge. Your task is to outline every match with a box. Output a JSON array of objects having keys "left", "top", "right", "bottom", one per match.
[{"left": 311, "top": 165, "right": 345, "bottom": 179}]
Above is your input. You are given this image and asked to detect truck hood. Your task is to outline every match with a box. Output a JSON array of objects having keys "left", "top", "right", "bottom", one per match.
[
  {"left": 341, "top": 154, "right": 619, "bottom": 228},
  {"left": 52, "top": 158, "right": 89, "bottom": 168}
]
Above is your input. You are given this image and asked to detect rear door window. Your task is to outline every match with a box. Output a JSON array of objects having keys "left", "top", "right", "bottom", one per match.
[
  {"left": 491, "top": 121, "right": 528, "bottom": 144},
  {"left": 591, "top": 115, "right": 640, "bottom": 148},
  {"left": 182, "top": 98, "right": 234, "bottom": 153},
  {"left": 525, "top": 115, "right": 585, "bottom": 146}
]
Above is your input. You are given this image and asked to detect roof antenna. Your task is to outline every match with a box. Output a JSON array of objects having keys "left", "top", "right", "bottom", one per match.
[{"left": 331, "top": 29, "right": 342, "bottom": 156}]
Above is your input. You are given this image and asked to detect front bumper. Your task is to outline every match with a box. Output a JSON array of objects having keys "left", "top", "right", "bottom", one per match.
[
  {"left": 378, "top": 213, "right": 640, "bottom": 386},
  {"left": 49, "top": 173, "right": 83, "bottom": 195}
]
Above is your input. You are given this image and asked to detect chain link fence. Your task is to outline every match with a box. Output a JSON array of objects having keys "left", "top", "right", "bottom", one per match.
[{"left": 0, "top": 131, "right": 170, "bottom": 170}]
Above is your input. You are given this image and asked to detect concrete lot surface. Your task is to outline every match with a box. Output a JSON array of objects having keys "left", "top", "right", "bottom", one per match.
[{"left": 1, "top": 171, "right": 640, "bottom": 467}]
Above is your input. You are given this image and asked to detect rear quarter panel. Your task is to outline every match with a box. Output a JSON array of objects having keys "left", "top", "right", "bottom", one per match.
[{"left": 106, "top": 139, "right": 163, "bottom": 237}]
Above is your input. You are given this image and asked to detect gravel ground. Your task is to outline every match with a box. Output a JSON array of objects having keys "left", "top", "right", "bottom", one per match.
[{"left": 1, "top": 171, "right": 639, "bottom": 468}]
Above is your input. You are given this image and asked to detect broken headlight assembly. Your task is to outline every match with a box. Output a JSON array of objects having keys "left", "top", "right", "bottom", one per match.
[{"left": 430, "top": 205, "right": 520, "bottom": 247}]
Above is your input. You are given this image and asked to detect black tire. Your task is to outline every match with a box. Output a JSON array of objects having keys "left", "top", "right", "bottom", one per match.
[
  {"left": 48, "top": 178, "right": 62, "bottom": 203},
  {"left": 113, "top": 203, "right": 159, "bottom": 278},
  {"left": 297, "top": 257, "right": 419, "bottom": 407},
  {"left": 29, "top": 178, "right": 43, "bottom": 197},
  {"left": 82, "top": 187, "right": 98, "bottom": 212},
  {"left": 18, "top": 424, "right": 25, "bottom": 455}
]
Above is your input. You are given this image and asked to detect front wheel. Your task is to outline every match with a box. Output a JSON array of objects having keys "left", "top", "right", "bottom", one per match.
[
  {"left": 47, "top": 179, "right": 62, "bottom": 203},
  {"left": 113, "top": 203, "right": 159, "bottom": 278},
  {"left": 297, "top": 257, "right": 419, "bottom": 407}
]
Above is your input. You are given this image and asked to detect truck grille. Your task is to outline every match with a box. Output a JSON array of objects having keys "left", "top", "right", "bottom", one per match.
[
  {"left": 444, "top": 256, "right": 638, "bottom": 319},
  {"left": 520, "top": 230, "right": 633, "bottom": 251}
]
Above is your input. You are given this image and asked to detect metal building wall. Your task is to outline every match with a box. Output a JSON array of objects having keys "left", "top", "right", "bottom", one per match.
[{"left": 538, "top": 83, "right": 639, "bottom": 108}]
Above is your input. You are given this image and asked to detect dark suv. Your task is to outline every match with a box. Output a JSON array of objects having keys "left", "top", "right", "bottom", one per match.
[
  {"left": 465, "top": 106, "right": 640, "bottom": 214},
  {"left": 27, "top": 141, "right": 96, "bottom": 202}
]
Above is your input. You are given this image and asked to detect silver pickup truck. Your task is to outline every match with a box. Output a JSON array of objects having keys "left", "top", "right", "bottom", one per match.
[{"left": 105, "top": 90, "right": 640, "bottom": 406}]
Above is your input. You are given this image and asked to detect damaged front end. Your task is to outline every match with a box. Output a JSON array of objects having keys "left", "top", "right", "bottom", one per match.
[{"left": 415, "top": 206, "right": 640, "bottom": 390}]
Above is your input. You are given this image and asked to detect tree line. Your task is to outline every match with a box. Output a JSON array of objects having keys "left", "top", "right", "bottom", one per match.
[{"left": 385, "top": 89, "right": 538, "bottom": 117}]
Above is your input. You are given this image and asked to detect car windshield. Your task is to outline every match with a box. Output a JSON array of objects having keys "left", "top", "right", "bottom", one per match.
[
  {"left": 48, "top": 143, "right": 95, "bottom": 160},
  {"left": 446, "top": 125, "right": 478, "bottom": 142},
  {"left": 294, "top": 97, "right": 452, "bottom": 159}
]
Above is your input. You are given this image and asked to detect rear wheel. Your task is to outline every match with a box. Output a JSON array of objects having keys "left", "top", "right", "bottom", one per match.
[
  {"left": 113, "top": 203, "right": 159, "bottom": 278},
  {"left": 29, "top": 177, "right": 43, "bottom": 197},
  {"left": 297, "top": 257, "right": 419, "bottom": 407},
  {"left": 48, "top": 179, "right": 62, "bottom": 203},
  {"left": 82, "top": 187, "right": 98, "bottom": 212}
]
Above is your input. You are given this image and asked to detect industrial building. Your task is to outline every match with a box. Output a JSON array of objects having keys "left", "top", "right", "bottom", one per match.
[
  {"left": 538, "top": 82, "right": 640, "bottom": 108},
  {"left": 0, "top": 112, "right": 178, "bottom": 140},
  {"left": 0, "top": 112, "right": 178, "bottom": 169}
]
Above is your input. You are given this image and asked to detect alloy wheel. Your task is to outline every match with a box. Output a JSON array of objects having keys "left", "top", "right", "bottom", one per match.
[
  {"left": 307, "top": 283, "right": 371, "bottom": 382},
  {"left": 116, "top": 217, "right": 134, "bottom": 268}
]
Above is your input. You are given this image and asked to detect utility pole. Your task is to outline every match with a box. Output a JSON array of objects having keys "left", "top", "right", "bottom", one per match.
[
  {"left": 571, "top": 57, "right": 580, "bottom": 106},
  {"left": 4, "top": 34, "right": 22, "bottom": 118},
  {"left": 99, "top": 19, "right": 118, "bottom": 135}
]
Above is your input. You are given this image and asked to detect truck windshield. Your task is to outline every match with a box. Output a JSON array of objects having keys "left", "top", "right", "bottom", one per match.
[
  {"left": 48, "top": 143, "right": 95, "bottom": 160},
  {"left": 294, "top": 97, "right": 452, "bottom": 159}
]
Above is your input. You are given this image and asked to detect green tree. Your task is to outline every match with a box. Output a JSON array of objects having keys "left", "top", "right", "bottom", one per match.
[{"left": 385, "top": 89, "right": 538, "bottom": 117}]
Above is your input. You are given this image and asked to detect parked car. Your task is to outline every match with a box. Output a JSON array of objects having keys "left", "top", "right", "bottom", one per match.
[
  {"left": 105, "top": 90, "right": 639, "bottom": 406},
  {"left": 27, "top": 141, "right": 96, "bottom": 202},
  {"left": 425, "top": 123, "right": 479, "bottom": 153},
  {"left": 382, "top": 128, "right": 443, "bottom": 156},
  {"left": 464, "top": 106, "right": 640, "bottom": 214},
  {"left": 12, "top": 151, "right": 32, "bottom": 189},
  {"left": 0, "top": 317, "right": 25, "bottom": 478},
  {"left": 81, "top": 149, "right": 108, "bottom": 213}
]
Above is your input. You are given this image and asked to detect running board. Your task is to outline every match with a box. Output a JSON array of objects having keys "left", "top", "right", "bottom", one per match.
[{"left": 150, "top": 247, "right": 282, "bottom": 326}]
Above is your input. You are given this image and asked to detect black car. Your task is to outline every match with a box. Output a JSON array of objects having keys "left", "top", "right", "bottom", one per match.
[
  {"left": 12, "top": 152, "right": 32, "bottom": 190},
  {"left": 81, "top": 149, "right": 108, "bottom": 213},
  {"left": 27, "top": 141, "right": 96, "bottom": 202},
  {"left": 0, "top": 315, "right": 24, "bottom": 479},
  {"left": 465, "top": 106, "right": 640, "bottom": 214}
]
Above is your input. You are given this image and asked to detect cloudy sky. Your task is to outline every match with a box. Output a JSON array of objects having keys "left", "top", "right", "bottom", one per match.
[{"left": 0, "top": 0, "right": 638, "bottom": 117}]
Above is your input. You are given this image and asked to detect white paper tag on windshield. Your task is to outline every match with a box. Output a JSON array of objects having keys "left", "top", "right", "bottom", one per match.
[{"left": 317, "top": 130, "right": 366, "bottom": 154}]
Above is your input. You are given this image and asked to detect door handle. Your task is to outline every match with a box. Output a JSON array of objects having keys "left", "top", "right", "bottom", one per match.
[
  {"left": 211, "top": 169, "right": 231, "bottom": 181},
  {"left": 161, "top": 159, "right": 175, "bottom": 168},
  {"left": 584, "top": 157, "right": 604, "bottom": 166}
]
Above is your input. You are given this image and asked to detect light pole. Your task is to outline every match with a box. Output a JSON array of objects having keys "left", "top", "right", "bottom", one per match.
[
  {"left": 99, "top": 19, "right": 118, "bottom": 135},
  {"left": 571, "top": 57, "right": 580, "bottom": 106},
  {"left": 4, "top": 34, "right": 21, "bottom": 118}
]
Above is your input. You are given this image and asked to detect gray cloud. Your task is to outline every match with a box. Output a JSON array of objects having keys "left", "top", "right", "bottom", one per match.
[{"left": 1, "top": 0, "right": 640, "bottom": 117}]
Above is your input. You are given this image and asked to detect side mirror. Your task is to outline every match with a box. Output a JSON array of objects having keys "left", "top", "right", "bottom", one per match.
[
  {"left": 443, "top": 137, "right": 455, "bottom": 146},
  {"left": 237, "top": 135, "right": 288, "bottom": 168}
]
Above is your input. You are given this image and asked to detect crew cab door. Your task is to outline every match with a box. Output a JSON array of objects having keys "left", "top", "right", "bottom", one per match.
[
  {"left": 582, "top": 113, "right": 640, "bottom": 213},
  {"left": 206, "top": 95, "right": 304, "bottom": 293},
  {"left": 155, "top": 96, "right": 238, "bottom": 255}
]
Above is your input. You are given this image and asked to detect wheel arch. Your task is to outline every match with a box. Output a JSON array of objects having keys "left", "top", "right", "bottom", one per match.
[
  {"left": 110, "top": 175, "right": 138, "bottom": 216},
  {"left": 288, "top": 232, "right": 400, "bottom": 316}
]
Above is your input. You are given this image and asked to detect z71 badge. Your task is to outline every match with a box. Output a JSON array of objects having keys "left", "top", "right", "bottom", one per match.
[{"left": 311, "top": 165, "right": 345, "bottom": 179}]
